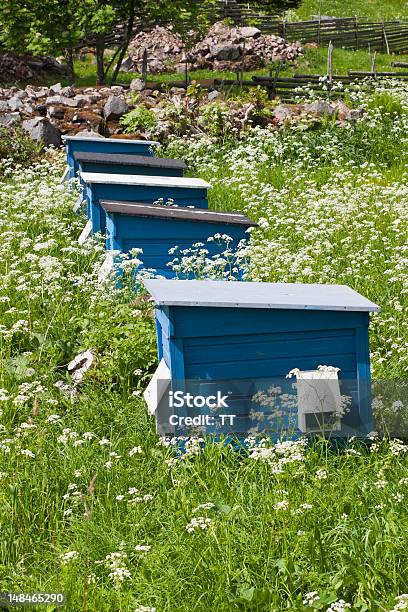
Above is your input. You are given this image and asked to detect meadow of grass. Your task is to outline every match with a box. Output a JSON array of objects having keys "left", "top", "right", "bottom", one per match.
[
  {"left": 291, "top": 0, "right": 408, "bottom": 20},
  {"left": 0, "top": 81, "right": 408, "bottom": 611}
]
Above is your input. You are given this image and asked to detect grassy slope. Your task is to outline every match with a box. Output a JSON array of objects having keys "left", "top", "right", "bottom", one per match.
[{"left": 292, "top": 0, "right": 408, "bottom": 20}]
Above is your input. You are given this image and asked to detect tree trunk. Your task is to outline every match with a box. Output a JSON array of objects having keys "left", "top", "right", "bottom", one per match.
[
  {"left": 110, "top": 0, "right": 136, "bottom": 84},
  {"left": 95, "top": 34, "right": 106, "bottom": 85},
  {"left": 64, "top": 47, "right": 75, "bottom": 84}
]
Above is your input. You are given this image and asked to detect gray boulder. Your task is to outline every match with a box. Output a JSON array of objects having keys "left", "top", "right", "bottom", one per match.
[
  {"left": 8, "top": 96, "right": 23, "bottom": 111},
  {"left": 22, "top": 117, "right": 62, "bottom": 147},
  {"left": 238, "top": 26, "right": 261, "bottom": 39},
  {"left": 304, "top": 101, "right": 335, "bottom": 117},
  {"left": 214, "top": 44, "right": 241, "bottom": 61},
  {"left": 0, "top": 112, "right": 20, "bottom": 126},
  {"left": 130, "top": 78, "right": 145, "bottom": 92},
  {"left": 103, "top": 95, "right": 129, "bottom": 120},
  {"left": 45, "top": 95, "right": 81, "bottom": 108},
  {"left": 49, "top": 82, "right": 62, "bottom": 94},
  {"left": 0, "top": 100, "right": 9, "bottom": 113},
  {"left": 61, "top": 86, "right": 75, "bottom": 98}
]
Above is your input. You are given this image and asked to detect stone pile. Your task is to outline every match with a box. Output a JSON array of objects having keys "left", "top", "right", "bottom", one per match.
[
  {"left": 0, "top": 52, "right": 67, "bottom": 83},
  {"left": 123, "top": 25, "right": 185, "bottom": 74},
  {"left": 122, "top": 21, "right": 303, "bottom": 75},
  {"left": 0, "top": 82, "right": 132, "bottom": 146},
  {"left": 184, "top": 21, "right": 303, "bottom": 71}
]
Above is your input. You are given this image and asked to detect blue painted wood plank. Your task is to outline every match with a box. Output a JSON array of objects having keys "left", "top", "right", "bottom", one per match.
[
  {"left": 171, "top": 307, "right": 368, "bottom": 338},
  {"left": 63, "top": 136, "right": 158, "bottom": 179}
]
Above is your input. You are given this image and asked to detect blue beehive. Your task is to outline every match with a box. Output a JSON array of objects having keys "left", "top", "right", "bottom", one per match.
[
  {"left": 81, "top": 173, "right": 212, "bottom": 235},
  {"left": 143, "top": 279, "right": 380, "bottom": 439},
  {"left": 101, "top": 201, "right": 256, "bottom": 278},
  {"left": 62, "top": 135, "right": 159, "bottom": 179},
  {"left": 75, "top": 152, "right": 187, "bottom": 177}
]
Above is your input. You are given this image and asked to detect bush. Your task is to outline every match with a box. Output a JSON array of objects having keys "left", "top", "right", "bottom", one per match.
[
  {"left": 0, "top": 125, "right": 43, "bottom": 173},
  {"left": 120, "top": 105, "right": 157, "bottom": 134}
]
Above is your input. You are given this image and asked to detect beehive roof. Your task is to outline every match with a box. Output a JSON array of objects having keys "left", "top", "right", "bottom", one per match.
[{"left": 143, "top": 279, "right": 380, "bottom": 312}]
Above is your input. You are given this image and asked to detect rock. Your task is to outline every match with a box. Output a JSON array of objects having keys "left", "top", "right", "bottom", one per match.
[
  {"left": 110, "top": 85, "right": 124, "bottom": 94},
  {"left": 237, "top": 26, "right": 261, "bottom": 39},
  {"left": 207, "top": 90, "right": 220, "bottom": 101},
  {"left": 15, "top": 90, "right": 28, "bottom": 99},
  {"left": 304, "top": 101, "right": 335, "bottom": 117},
  {"left": 130, "top": 78, "right": 145, "bottom": 92},
  {"left": 74, "top": 93, "right": 102, "bottom": 105},
  {"left": 0, "top": 100, "right": 8, "bottom": 112},
  {"left": 22, "top": 117, "right": 62, "bottom": 147},
  {"left": 0, "top": 112, "right": 20, "bottom": 126},
  {"left": 25, "top": 86, "right": 49, "bottom": 100},
  {"left": 73, "top": 128, "right": 103, "bottom": 138},
  {"left": 273, "top": 104, "right": 300, "bottom": 122},
  {"left": 61, "top": 86, "right": 75, "bottom": 98},
  {"left": 103, "top": 95, "right": 128, "bottom": 120},
  {"left": 35, "top": 104, "right": 48, "bottom": 116},
  {"left": 8, "top": 96, "right": 23, "bottom": 111},
  {"left": 45, "top": 95, "right": 82, "bottom": 108},
  {"left": 47, "top": 105, "right": 66, "bottom": 119},
  {"left": 214, "top": 44, "right": 241, "bottom": 61},
  {"left": 49, "top": 82, "right": 62, "bottom": 94}
]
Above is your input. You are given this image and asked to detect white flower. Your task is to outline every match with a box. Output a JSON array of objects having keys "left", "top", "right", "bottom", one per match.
[
  {"left": 60, "top": 550, "right": 78, "bottom": 565},
  {"left": 129, "top": 446, "right": 143, "bottom": 456},
  {"left": 20, "top": 449, "right": 35, "bottom": 458},
  {"left": 99, "top": 438, "right": 111, "bottom": 446},
  {"left": 186, "top": 516, "right": 212, "bottom": 533}
]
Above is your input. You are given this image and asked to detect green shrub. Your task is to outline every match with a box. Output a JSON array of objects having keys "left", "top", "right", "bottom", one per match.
[
  {"left": 120, "top": 105, "right": 157, "bottom": 134},
  {"left": 0, "top": 125, "right": 43, "bottom": 173}
]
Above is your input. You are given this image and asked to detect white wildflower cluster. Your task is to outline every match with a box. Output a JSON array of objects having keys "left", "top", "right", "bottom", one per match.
[
  {"left": 96, "top": 552, "right": 131, "bottom": 590},
  {"left": 249, "top": 438, "right": 307, "bottom": 473},
  {"left": 326, "top": 600, "right": 351, "bottom": 612},
  {"left": 390, "top": 594, "right": 408, "bottom": 612},
  {"left": 168, "top": 236, "right": 251, "bottom": 281},
  {"left": 186, "top": 516, "right": 212, "bottom": 534},
  {"left": 60, "top": 550, "right": 79, "bottom": 565},
  {"left": 303, "top": 591, "right": 320, "bottom": 606},
  {"left": 116, "top": 487, "right": 154, "bottom": 505}
]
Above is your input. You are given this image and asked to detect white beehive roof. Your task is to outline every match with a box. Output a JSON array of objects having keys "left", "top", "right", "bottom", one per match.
[
  {"left": 80, "top": 172, "right": 212, "bottom": 189},
  {"left": 143, "top": 279, "right": 380, "bottom": 312}
]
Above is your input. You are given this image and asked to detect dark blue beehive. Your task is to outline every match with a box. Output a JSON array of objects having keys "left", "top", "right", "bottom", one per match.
[
  {"left": 62, "top": 135, "right": 159, "bottom": 179},
  {"left": 81, "top": 173, "right": 212, "bottom": 235},
  {"left": 75, "top": 152, "right": 187, "bottom": 177},
  {"left": 101, "top": 201, "right": 256, "bottom": 278},
  {"left": 143, "top": 279, "right": 380, "bottom": 439}
]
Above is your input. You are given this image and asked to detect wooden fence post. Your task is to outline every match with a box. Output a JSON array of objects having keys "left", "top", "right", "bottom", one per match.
[
  {"left": 354, "top": 16, "right": 359, "bottom": 50},
  {"left": 142, "top": 48, "right": 148, "bottom": 84},
  {"left": 327, "top": 41, "right": 333, "bottom": 92},
  {"left": 382, "top": 19, "right": 391, "bottom": 54}
]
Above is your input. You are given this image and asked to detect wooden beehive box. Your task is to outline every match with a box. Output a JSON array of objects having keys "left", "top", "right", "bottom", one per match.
[
  {"left": 74, "top": 152, "right": 187, "bottom": 177},
  {"left": 80, "top": 173, "right": 212, "bottom": 235},
  {"left": 101, "top": 201, "right": 256, "bottom": 277},
  {"left": 143, "top": 279, "right": 380, "bottom": 439},
  {"left": 62, "top": 135, "right": 159, "bottom": 179}
]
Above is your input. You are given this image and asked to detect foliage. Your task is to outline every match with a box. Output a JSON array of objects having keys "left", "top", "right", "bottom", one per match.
[
  {"left": 0, "top": 126, "right": 43, "bottom": 174},
  {"left": 119, "top": 105, "right": 157, "bottom": 133}
]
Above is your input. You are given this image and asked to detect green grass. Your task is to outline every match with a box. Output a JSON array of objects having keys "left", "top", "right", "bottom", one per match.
[
  {"left": 0, "top": 81, "right": 408, "bottom": 610},
  {"left": 292, "top": 0, "right": 408, "bottom": 20}
]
